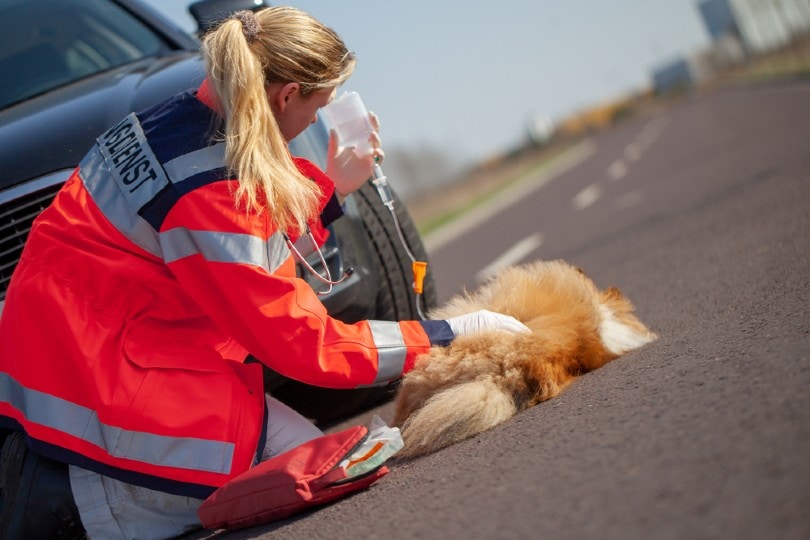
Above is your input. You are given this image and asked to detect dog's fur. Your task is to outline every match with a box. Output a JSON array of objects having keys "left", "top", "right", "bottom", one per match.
[{"left": 393, "top": 260, "right": 657, "bottom": 458}]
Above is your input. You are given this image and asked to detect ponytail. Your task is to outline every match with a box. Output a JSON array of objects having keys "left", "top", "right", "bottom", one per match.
[{"left": 201, "top": 8, "right": 355, "bottom": 233}]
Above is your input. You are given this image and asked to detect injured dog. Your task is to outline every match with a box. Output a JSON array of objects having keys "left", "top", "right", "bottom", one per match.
[{"left": 393, "top": 260, "right": 657, "bottom": 458}]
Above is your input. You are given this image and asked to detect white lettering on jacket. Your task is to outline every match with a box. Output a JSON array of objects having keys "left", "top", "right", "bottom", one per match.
[{"left": 97, "top": 114, "right": 170, "bottom": 213}]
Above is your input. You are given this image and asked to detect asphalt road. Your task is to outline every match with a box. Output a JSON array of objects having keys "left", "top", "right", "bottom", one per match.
[{"left": 200, "top": 80, "right": 810, "bottom": 539}]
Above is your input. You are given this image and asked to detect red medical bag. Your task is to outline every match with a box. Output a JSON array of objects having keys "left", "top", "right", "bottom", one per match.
[{"left": 198, "top": 425, "right": 389, "bottom": 530}]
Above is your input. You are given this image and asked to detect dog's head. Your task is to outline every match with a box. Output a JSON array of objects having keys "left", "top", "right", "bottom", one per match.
[{"left": 597, "top": 286, "right": 657, "bottom": 356}]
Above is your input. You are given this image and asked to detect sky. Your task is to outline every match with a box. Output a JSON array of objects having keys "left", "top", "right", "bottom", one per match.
[{"left": 143, "top": 1, "right": 712, "bottom": 167}]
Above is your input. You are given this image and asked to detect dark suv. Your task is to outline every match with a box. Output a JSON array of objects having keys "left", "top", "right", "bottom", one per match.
[{"left": 0, "top": 0, "right": 436, "bottom": 425}]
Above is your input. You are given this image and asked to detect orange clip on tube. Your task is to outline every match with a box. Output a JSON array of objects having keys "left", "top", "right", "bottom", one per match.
[{"left": 412, "top": 261, "right": 427, "bottom": 294}]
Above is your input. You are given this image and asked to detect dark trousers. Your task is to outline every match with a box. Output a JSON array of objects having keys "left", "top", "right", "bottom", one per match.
[{"left": 0, "top": 431, "right": 86, "bottom": 539}]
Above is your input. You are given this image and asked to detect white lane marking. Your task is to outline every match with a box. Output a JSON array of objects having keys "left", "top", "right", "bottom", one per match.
[
  {"left": 609, "top": 115, "right": 670, "bottom": 182},
  {"left": 612, "top": 189, "right": 644, "bottom": 210},
  {"left": 608, "top": 159, "right": 628, "bottom": 180},
  {"left": 476, "top": 233, "right": 544, "bottom": 282},
  {"left": 638, "top": 131, "right": 655, "bottom": 150},
  {"left": 423, "top": 139, "right": 596, "bottom": 254},
  {"left": 572, "top": 183, "right": 602, "bottom": 211},
  {"left": 639, "top": 115, "right": 669, "bottom": 146},
  {"left": 624, "top": 142, "right": 642, "bottom": 162}
]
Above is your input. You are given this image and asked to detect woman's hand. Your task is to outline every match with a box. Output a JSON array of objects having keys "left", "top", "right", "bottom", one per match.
[
  {"left": 326, "top": 112, "right": 384, "bottom": 200},
  {"left": 445, "top": 310, "right": 531, "bottom": 337}
]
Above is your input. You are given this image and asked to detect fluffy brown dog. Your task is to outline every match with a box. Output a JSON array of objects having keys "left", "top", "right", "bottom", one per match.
[{"left": 393, "top": 260, "right": 657, "bottom": 458}]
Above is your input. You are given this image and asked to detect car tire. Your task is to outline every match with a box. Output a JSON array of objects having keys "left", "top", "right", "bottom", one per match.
[
  {"left": 266, "top": 181, "right": 438, "bottom": 428},
  {"left": 353, "top": 180, "right": 437, "bottom": 320}
]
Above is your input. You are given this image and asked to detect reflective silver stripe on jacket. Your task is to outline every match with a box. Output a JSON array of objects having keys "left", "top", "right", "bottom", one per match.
[
  {"left": 361, "top": 320, "right": 407, "bottom": 387},
  {"left": 0, "top": 373, "right": 234, "bottom": 474},
  {"left": 162, "top": 143, "right": 226, "bottom": 185},
  {"left": 79, "top": 112, "right": 286, "bottom": 271},
  {"left": 161, "top": 228, "right": 290, "bottom": 273},
  {"left": 80, "top": 147, "right": 163, "bottom": 258}
]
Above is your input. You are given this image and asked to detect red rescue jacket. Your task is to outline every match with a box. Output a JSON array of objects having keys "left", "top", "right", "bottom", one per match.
[{"left": 0, "top": 84, "right": 452, "bottom": 498}]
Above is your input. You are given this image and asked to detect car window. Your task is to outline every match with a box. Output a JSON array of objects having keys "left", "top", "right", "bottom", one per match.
[{"left": 0, "top": 0, "right": 172, "bottom": 110}]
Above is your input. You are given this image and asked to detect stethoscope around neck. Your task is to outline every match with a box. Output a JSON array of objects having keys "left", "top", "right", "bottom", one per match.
[
  {"left": 284, "top": 165, "right": 429, "bottom": 319},
  {"left": 284, "top": 227, "right": 353, "bottom": 296}
]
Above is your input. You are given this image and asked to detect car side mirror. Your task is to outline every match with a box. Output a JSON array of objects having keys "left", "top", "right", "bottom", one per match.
[{"left": 188, "top": 0, "right": 269, "bottom": 35}]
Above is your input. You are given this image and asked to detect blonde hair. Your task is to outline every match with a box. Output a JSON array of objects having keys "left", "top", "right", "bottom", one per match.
[{"left": 201, "top": 7, "right": 356, "bottom": 232}]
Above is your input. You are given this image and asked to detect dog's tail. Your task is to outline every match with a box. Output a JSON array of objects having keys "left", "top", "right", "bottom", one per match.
[{"left": 398, "top": 377, "right": 517, "bottom": 458}]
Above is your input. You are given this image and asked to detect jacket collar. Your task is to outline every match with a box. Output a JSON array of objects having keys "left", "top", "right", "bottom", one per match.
[{"left": 196, "top": 78, "right": 223, "bottom": 117}]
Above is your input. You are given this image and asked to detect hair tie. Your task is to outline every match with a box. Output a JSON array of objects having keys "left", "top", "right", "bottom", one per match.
[{"left": 233, "top": 10, "right": 260, "bottom": 43}]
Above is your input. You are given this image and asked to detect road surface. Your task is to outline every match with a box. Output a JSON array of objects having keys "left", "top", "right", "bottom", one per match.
[{"left": 198, "top": 79, "right": 810, "bottom": 540}]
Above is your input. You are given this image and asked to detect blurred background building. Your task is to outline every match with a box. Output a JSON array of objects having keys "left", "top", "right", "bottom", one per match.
[{"left": 652, "top": 0, "right": 810, "bottom": 95}]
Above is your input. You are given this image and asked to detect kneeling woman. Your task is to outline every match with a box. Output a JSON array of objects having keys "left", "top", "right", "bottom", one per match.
[{"left": 0, "top": 7, "right": 526, "bottom": 539}]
